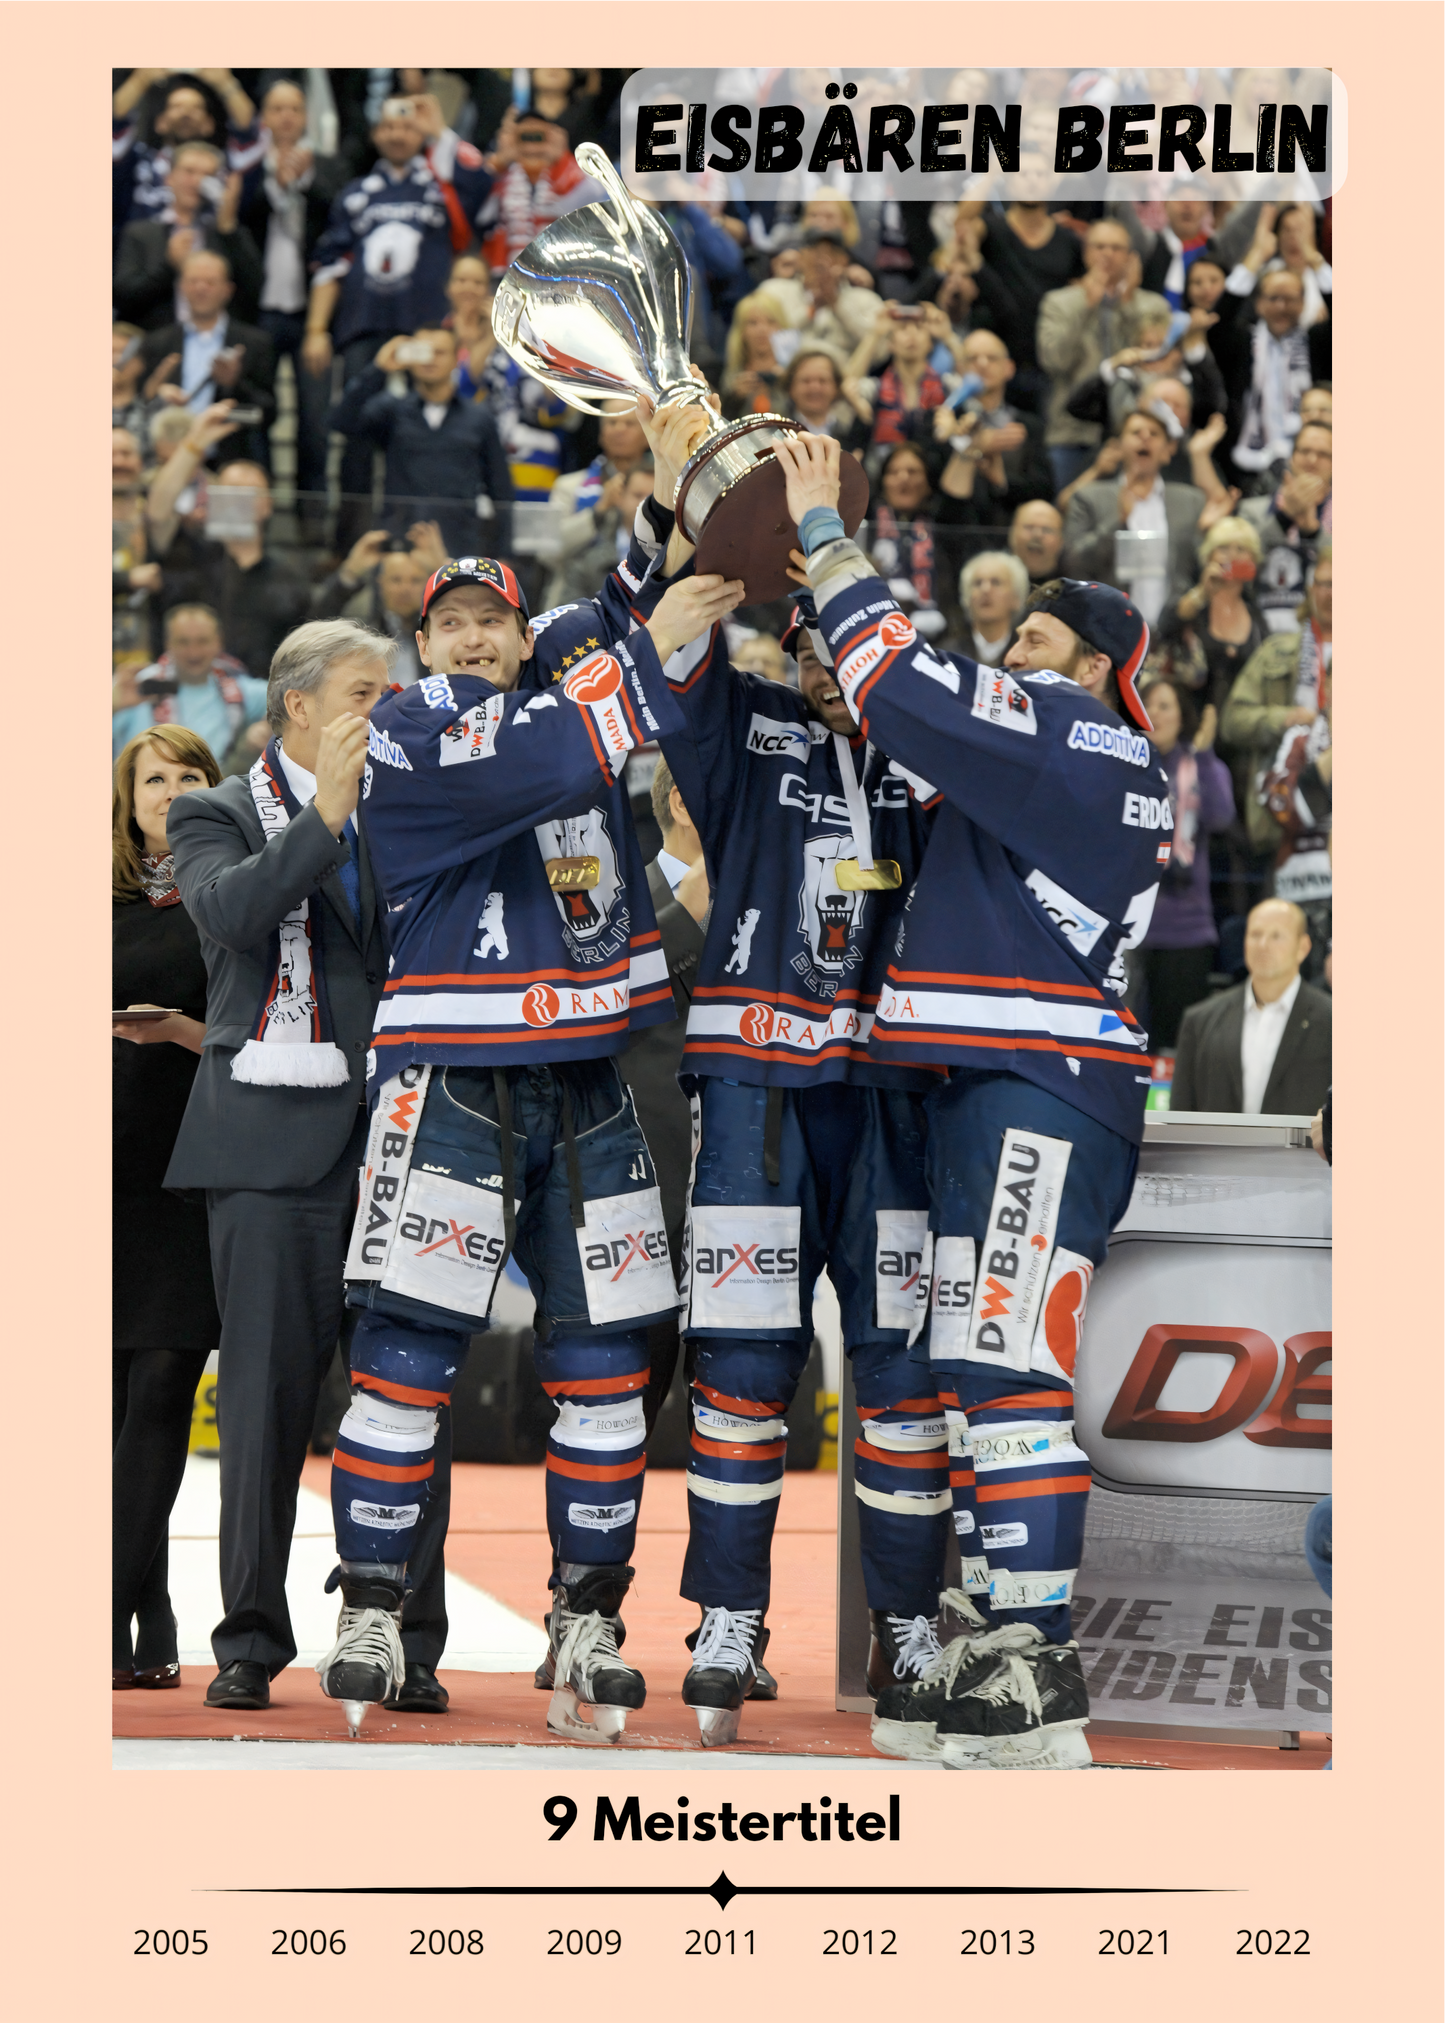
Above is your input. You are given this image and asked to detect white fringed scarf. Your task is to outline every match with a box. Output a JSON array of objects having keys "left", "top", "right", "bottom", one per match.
[{"left": 229, "top": 739, "right": 351, "bottom": 1089}]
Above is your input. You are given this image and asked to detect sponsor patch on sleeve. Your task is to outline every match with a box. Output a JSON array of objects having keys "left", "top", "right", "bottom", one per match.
[
  {"left": 563, "top": 651, "right": 636, "bottom": 774},
  {"left": 439, "top": 693, "right": 505, "bottom": 766},
  {"left": 1067, "top": 717, "right": 1152, "bottom": 766},
  {"left": 971, "top": 666, "right": 1037, "bottom": 735}
]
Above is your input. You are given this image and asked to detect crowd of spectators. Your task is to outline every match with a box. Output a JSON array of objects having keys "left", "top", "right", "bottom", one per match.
[{"left": 113, "top": 66, "right": 1334, "bottom": 1053}]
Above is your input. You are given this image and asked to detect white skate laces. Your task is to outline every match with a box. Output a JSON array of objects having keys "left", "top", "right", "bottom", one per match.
[
  {"left": 937, "top": 1584, "right": 987, "bottom": 1632},
  {"left": 884, "top": 1613, "right": 945, "bottom": 1680},
  {"left": 554, "top": 1606, "right": 628, "bottom": 1693},
  {"left": 692, "top": 1606, "right": 762, "bottom": 1676},
  {"left": 914, "top": 1621, "right": 1038, "bottom": 1698},
  {"left": 316, "top": 1604, "right": 405, "bottom": 1692}
]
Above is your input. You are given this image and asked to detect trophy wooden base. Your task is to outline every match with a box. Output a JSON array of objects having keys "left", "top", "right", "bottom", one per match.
[{"left": 688, "top": 430, "right": 870, "bottom": 604}]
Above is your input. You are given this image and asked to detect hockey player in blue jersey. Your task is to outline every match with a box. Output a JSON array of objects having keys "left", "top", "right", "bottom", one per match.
[
  {"left": 632, "top": 500, "right": 980, "bottom": 1743},
  {"left": 772, "top": 432, "right": 1169, "bottom": 1769},
  {"left": 315, "top": 541, "right": 746, "bottom": 1739}
]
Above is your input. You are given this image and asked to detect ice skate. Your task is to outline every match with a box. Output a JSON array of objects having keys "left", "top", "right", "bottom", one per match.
[
  {"left": 867, "top": 1609, "right": 950, "bottom": 1697},
  {"left": 315, "top": 1563, "right": 406, "bottom": 1738},
  {"left": 682, "top": 1606, "right": 768, "bottom": 1746},
  {"left": 935, "top": 1629, "right": 1092, "bottom": 1769},
  {"left": 541, "top": 1563, "right": 646, "bottom": 1744},
  {"left": 869, "top": 1599, "right": 1011, "bottom": 1763}
]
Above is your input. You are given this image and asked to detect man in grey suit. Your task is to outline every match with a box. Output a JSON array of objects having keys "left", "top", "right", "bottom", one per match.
[
  {"left": 166, "top": 618, "right": 450, "bottom": 1713},
  {"left": 1170, "top": 898, "right": 1331, "bottom": 1115},
  {"left": 1062, "top": 407, "right": 1209, "bottom": 627}
]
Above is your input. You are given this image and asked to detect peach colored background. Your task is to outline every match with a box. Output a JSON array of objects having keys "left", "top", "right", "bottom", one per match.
[{"left": 7, "top": 3, "right": 1436, "bottom": 2016}]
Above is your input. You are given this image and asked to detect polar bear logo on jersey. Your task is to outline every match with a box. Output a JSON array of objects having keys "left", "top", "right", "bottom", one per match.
[
  {"left": 798, "top": 833, "right": 866, "bottom": 973},
  {"left": 534, "top": 809, "right": 621, "bottom": 943}
]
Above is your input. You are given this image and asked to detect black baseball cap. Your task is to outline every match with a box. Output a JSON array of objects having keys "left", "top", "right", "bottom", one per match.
[
  {"left": 780, "top": 590, "right": 821, "bottom": 659},
  {"left": 1027, "top": 578, "right": 1151, "bottom": 730},
  {"left": 420, "top": 556, "right": 531, "bottom": 622}
]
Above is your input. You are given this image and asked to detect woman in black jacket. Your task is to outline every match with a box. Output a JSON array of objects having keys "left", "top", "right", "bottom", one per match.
[{"left": 112, "top": 726, "right": 221, "bottom": 1689}]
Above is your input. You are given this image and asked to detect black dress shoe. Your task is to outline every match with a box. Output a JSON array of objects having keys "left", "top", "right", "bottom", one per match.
[
  {"left": 113, "top": 1667, "right": 136, "bottom": 1691},
  {"left": 389, "top": 1662, "right": 449, "bottom": 1713},
  {"left": 205, "top": 1660, "right": 271, "bottom": 1709},
  {"left": 134, "top": 1662, "right": 182, "bottom": 1690}
]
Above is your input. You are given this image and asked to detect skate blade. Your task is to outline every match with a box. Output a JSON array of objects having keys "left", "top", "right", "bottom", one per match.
[
  {"left": 547, "top": 1687, "right": 628, "bottom": 1744},
  {"left": 342, "top": 1699, "right": 369, "bottom": 1738},
  {"left": 695, "top": 1705, "right": 743, "bottom": 1748},
  {"left": 940, "top": 1721, "right": 1092, "bottom": 1771},
  {"left": 869, "top": 1716, "right": 942, "bottom": 1762}
]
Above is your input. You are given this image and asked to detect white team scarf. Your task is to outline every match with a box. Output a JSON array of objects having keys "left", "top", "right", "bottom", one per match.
[
  {"left": 229, "top": 739, "right": 351, "bottom": 1088},
  {"left": 1234, "top": 318, "right": 1312, "bottom": 471}
]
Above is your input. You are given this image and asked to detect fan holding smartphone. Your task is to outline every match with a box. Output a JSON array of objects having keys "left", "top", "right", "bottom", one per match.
[{"left": 1151, "top": 515, "right": 1267, "bottom": 719}]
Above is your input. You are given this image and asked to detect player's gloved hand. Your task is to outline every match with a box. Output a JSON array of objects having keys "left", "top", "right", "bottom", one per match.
[{"left": 644, "top": 572, "right": 746, "bottom": 663}]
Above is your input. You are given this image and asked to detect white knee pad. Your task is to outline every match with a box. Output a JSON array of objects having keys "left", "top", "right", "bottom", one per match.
[
  {"left": 341, "top": 1393, "right": 438, "bottom": 1454},
  {"left": 552, "top": 1396, "right": 647, "bottom": 1451},
  {"left": 693, "top": 1397, "right": 787, "bottom": 1444}
]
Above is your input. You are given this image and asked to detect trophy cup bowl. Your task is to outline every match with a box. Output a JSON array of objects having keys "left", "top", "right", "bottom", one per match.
[{"left": 491, "top": 143, "right": 867, "bottom": 602}]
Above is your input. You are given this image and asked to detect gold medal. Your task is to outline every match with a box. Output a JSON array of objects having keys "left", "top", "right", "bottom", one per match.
[
  {"left": 835, "top": 858, "right": 902, "bottom": 891},
  {"left": 545, "top": 857, "right": 601, "bottom": 891}
]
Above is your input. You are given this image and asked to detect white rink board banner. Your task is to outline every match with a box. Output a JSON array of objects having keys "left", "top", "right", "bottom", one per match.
[
  {"left": 1075, "top": 1237, "right": 1331, "bottom": 1496},
  {"left": 1070, "top": 1577, "right": 1330, "bottom": 1732}
]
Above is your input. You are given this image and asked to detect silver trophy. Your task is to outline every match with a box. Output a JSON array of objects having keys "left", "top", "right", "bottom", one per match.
[{"left": 491, "top": 143, "right": 867, "bottom": 601}]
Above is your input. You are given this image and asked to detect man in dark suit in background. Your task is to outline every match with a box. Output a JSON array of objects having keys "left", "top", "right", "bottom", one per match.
[
  {"left": 167, "top": 618, "right": 452, "bottom": 1714},
  {"left": 1171, "top": 898, "right": 1331, "bottom": 1115}
]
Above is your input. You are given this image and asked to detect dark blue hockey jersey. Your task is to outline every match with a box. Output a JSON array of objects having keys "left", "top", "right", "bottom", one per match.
[
  {"left": 359, "top": 539, "right": 685, "bottom": 1082},
  {"left": 312, "top": 135, "right": 493, "bottom": 345},
  {"left": 655, "top": 624, "right": 938, "bottom": 1090},
  {"left": 810, "top": 542, "right": 1170, "bottom": 1145}
]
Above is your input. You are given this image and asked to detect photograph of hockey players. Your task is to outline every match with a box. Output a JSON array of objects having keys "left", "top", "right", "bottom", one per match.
[
  {"left": 772, "top": 431, "right": 1169, "bottom": 1770},
  {"left": 318, "top": 516, "right": 745, "bottom": 1739},
  {"left": 631, "top": 401, "right": 962, "bottom": 1749}
]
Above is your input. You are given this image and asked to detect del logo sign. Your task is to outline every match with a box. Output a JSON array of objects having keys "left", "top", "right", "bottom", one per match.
[
  {"left": 563, "top": 653, "right": 623, "bottom": 705},
  {"left": 522, "top": 983, "right": 560, "bottom": 1027},
  {"left": 1073, "top": 1238, "right": 1332, "bottom": 1496}
]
